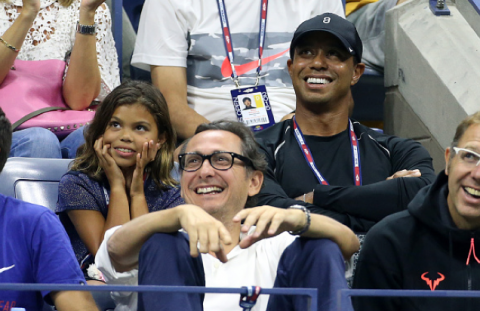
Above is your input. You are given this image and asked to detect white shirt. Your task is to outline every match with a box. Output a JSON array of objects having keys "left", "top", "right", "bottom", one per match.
[
  {"left": 96, "top": 226, "right": 296, "bottom": 311},
  {"left": 132, "top": 0, "right": 344, "bottom": 123}
]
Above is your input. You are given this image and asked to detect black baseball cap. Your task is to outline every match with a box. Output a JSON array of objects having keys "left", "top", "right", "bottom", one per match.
[{"left": 289, "top": 13, "right": 363, "bottom": 63}]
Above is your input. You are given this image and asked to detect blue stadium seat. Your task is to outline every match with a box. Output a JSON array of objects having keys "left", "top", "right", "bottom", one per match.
[{"left": 0, "top": 157, "right": 72, "bottom": 212}]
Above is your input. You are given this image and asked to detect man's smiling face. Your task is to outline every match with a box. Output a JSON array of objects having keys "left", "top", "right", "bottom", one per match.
[
  {"left": 287, "top": 32, "right": 364, "bottom": 109},
  {"left": 180, "top": 130, "right": 262, "bottom": 219},
  {"left": 446, "top": 123, "right": 480, "bottom": 230}
]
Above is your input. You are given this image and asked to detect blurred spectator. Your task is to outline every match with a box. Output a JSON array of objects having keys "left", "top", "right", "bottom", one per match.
[
  {"left": 0, "top": 0, "right": 120, "bottom": 159},
  {"left": 0, "top": 107, "right": 98, "bottom": 311},
  {"left": 347, "top": 0, "right": 407, "bottom": 73}
]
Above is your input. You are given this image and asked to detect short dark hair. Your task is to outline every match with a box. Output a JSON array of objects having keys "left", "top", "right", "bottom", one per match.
[
  {"left": 243, "top": 97, "right": 252, "bottom": 103},
  {"left": 449, "top": 111, "right": 480, "bottom": 159},
  {"left": 184, "top": 121, "right": 267, "bottom": 208},
  {"left": 194, "top": 121, "right": 267, "bottom": 174},
  {"left": 0, "top": 108, "right": 12, "bottom": 172}
]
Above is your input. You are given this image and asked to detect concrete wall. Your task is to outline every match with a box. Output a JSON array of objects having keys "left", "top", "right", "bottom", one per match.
[{"left": 384, "top": 0, "right": 480, "bottom": 173}]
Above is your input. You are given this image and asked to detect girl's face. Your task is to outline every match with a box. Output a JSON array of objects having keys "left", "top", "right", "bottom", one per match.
[{"left": 103, "top": 103, "right": 163, "bottom": 168}]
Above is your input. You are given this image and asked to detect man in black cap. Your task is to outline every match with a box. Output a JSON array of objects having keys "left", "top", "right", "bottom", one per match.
[{"left": 254, "top": 13, "right": 435, "bottom": 235}]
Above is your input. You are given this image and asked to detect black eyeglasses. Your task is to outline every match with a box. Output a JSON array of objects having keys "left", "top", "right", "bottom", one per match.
[{"left": 178, "top": 151, "right": 254, "bottom": 172}]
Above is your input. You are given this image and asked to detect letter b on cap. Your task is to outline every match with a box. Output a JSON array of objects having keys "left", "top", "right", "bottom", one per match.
[{"left": 323, "top": 17, "right": 331, "bottom": 23}]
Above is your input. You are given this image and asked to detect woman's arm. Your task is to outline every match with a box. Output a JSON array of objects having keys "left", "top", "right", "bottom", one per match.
[
  {"left": 0, "top": 0, "right": 39, "bottom": 83},
  {"left": 62, "top": 0, "right": 107, "bottom": 110}
]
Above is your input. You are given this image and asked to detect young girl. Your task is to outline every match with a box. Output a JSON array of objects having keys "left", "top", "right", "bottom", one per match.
[{"left": 56, "top": 81, "right": 183, "bottom": 283}]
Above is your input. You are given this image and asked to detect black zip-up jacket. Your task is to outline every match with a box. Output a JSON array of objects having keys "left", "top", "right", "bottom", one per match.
[
  {"left": 254, "top": 119, "right": 435, "bottom": 233},
  {"left": 353, "top": 171, "right": 480, "bottom": 311}
]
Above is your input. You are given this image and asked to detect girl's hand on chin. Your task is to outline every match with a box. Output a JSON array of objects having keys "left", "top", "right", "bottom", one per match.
[
  {"left": 94, "top": 137, "right": 125, "bottom": 187},
  {"left": 130, "top": 140, "right": 160, "bottom": 197}
]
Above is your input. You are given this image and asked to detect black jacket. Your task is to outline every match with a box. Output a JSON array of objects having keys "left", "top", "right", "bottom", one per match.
[
  {"left": 254, "top": 119, "right": 435, "bottom": 233},
  {"left": 353, "top": 171, "right": 480, "bottom": 310}
]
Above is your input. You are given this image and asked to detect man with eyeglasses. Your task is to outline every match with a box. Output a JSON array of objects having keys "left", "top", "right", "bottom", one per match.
[
  {"left": 95, "top": 120, "right": 359, "bottom": 311},
  {"left": 353, "top": 111, "right": 480, "bottom": 310}
]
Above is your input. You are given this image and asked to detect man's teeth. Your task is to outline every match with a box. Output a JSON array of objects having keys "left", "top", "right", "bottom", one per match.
[
  {"left": 197, "top": 186, "right": 223, "bottom": 194},
  {"left": 307, "top": 77, "right": 330, "bottom": 84},
  {"left": 116, "top": 148, "right": 134, "bottom": 153},
  {"left": 465, "top": 187, "right": 480, "bottom": 197}
]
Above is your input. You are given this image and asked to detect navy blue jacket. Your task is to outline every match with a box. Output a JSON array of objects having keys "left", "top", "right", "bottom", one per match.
[{"left": 353, "top": 171, "right": 480, "bottom": 310}]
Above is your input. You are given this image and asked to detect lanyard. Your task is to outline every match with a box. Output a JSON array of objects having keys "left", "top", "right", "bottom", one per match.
[
  {"left": 216, "top": 0, "right": 268, "bottom": 87},
  {"left": 292, "top": 116, "right": 362, "bottom": 186}
]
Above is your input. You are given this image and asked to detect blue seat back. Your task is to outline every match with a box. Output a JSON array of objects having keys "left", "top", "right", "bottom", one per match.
[
  {"left": 351, "top": 68, "right": 385, "bottom": 122},
  {"left": 0, "top": 158, "right": 72, "bottom": 212}
]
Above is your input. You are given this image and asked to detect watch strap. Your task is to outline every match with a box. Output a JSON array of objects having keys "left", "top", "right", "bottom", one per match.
[
  {"left": 288, "top": 205, "right": 311, "bottom": 236},
  {"left": 76, "top": 22, "right": 96, "bottom": 35}
]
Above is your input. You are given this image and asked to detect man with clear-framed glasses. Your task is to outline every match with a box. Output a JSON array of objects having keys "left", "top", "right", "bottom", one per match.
[
  {"left": 95, "top": 120, "right": 360, "bottom": 311},
  {"left": 353, "top": 111, "right": 480, "bottom": 311}
]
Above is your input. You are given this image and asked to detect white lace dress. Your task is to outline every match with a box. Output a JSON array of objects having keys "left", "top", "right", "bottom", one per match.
[{"left": 0, "top": 0, "right": 121, "bottom": 102}]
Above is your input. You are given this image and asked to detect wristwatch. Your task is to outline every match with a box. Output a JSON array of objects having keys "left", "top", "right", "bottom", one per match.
[
  {"left": 288, "top": 205, "right": 311, "bottom": 235},
  {"left": 76, "top": 22, "right": 96, "bottom": 35}
]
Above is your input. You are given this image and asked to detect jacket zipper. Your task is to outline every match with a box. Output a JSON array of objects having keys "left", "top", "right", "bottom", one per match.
[
  {"left": 468, "top": 263, "right": 472, "bottom": 290},
  {"left": 468, "top": 233, "right": 475, "bottom": 290}
]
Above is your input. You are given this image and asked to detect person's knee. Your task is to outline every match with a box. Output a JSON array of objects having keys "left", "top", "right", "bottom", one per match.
[
  {"left": 22, "top": 127, "right": 57, "bottom": 141},
  {"left": 295, "top": 237, "right": 341, "bottom": 253},
  {"left": 32, "top": 127, "right": 59, "bottom": 143},
  {"left": 306, "top": 238, "right": 342, "bottom": 254},
  {"left": 10, "top": 128, "right": 61, "bottom": 158},
  {"left": 60, "top": 127, "right": 87, "bottom": 159},
  {"left": 289, "top": 238, "right": 344, "bottom": 266}
]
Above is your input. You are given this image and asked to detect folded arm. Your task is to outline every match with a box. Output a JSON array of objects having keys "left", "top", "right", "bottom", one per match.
[
  {"left": 312, "top": 138, "right": 436, "bottom": 221},
  {"left": 255, "top": 168, "right": 376, "bottom": 232},
  {"left": 234, "top": 206, "right": 360, "bottom": 259},
  {"left": 255, "top": 134, "right": 435, "bottom": 232},
  {"left": 107, "top": 204, "right": 232, "bottom": 272}
]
